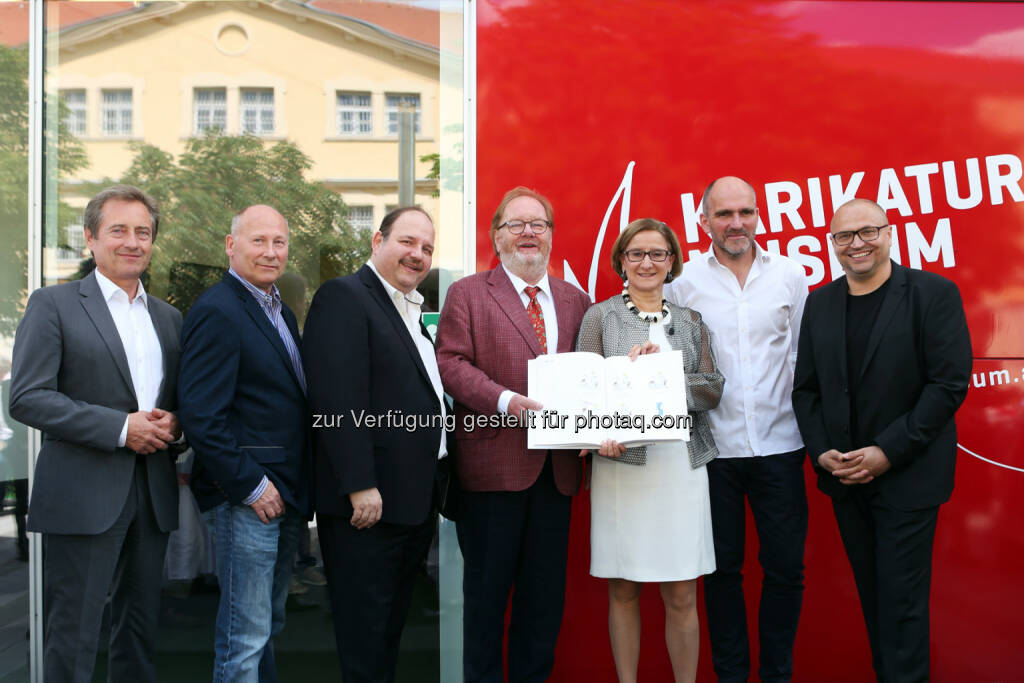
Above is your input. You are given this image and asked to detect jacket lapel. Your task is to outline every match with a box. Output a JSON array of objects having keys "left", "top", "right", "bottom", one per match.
[
  {"left": 487, "top": 267, "right": 544, "bottom": 356},
  {"left": 224, "top": 274, "right": 304, "bottom": 392},
  {"left": 858, "top": 262, "right": 908, "bottom": 382},
  {"left": 77, "top": 272, "right": 137, "bottom": 402},
  {"left": 147, "top": 300, "right": 176, "bottom": 406},
  {"left": 358, "top": 265, "right": 435, "bottom": 393},
  {"left": 829, "top": 278, "right": 849, "bottom": 389},
  {"left": 551, "top": 279, "right": 582, "bottom": 353}
]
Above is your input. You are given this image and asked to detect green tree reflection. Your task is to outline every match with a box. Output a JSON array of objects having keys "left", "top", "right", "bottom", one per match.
[
  {"left": 0, "top": 44, "right": 87, "bottom": 335},
  {"left": 116, "top": 132, "right": 370, "bottom": 314}
]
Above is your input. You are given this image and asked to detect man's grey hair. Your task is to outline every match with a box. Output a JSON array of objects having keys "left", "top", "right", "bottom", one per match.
[{"left": 84, "top": 185, "right": 160, "bottom": 239}]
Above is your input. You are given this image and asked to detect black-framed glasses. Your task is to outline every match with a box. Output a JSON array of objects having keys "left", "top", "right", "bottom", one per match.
[
  {"left": 623, "top": 248, "right": 671, "bottom": 263},
  {"left": 500, "top": 219, "right": 550, "bottom": 235},
  {"left": 830, "top": 224, "right": 890, "bottom": 246}
]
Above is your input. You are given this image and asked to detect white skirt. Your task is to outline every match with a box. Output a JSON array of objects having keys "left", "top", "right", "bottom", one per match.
[{"left": 589, "top": 439, "right": 715, "bottom": 582}]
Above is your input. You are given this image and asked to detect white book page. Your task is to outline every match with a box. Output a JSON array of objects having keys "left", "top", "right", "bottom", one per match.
[{"left": 527, "top": 352, "right": 606, "bottom": 448}]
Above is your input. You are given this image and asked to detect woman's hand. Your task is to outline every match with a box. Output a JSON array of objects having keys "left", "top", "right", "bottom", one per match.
[
  {"left": 627, "top": 340, "right": 660, "bottom": 361},
  {"left": 597, "top": 439, "right": 626, "bottom": 459}
]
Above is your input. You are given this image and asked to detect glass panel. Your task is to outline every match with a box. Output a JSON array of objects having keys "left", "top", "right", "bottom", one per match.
[
  {"left": 38, "top": 1, "right": 462, "bottom": 680},
  {"left": 0, "top": 3, "right": 32, "bottom": 680}
]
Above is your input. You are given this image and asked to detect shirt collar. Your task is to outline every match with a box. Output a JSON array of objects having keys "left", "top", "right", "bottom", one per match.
[
  {"left": 94, "top": 268, "right": 147, "bottom": 306},
  {"left": 703, "top": 241, "right": 772, "bottom": 267},
  {"left": 228, "top": 267, "right": 282, "bottom": 306},
  {"left": 366, "top": 260, "right": 424, "bottom": 307},
  {"left": 502, "top": 264, "right": 550, "bottom": 297}
]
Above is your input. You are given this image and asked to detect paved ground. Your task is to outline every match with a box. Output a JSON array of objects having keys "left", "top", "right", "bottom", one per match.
[{"left": 0, "top": 513, "right": 444, "bottom": 683}]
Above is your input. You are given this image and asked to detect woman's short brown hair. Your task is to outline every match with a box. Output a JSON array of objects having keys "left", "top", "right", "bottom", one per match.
[{"left": 610, "top": 218, "right": 683, "bottom": 283}]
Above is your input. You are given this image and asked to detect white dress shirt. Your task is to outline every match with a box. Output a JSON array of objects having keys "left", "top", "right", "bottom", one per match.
[
  {"left": 94, "top": 269, "right": 164, "bottom": 448},
  {"left": 368, "top": 261, "right": 448, "bottom": 459},
  {"left": 497, "top": 264, "right": 559, "bottom": 414},
  {"left": 665, "top": 244, "right": 807, "bottom": 458}
]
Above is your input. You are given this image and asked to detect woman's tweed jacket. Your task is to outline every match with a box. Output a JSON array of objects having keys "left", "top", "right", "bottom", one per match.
[{"left": 575, "top": 294, "right": 724, "bottom": 468}]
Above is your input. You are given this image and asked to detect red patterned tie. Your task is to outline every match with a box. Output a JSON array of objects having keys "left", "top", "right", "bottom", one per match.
[{"left": 524, "top": 285, "right": 548, "bottom": 353}]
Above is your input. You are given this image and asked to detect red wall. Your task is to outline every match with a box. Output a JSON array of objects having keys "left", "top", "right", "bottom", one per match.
[{"left": 476, "top": 1, "right": 1024, "bottom": 680}]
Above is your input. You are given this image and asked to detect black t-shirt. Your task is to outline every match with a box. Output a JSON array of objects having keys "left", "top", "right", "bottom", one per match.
[{"left": 846, "top": 278, "right": 891, "bottom": 443}]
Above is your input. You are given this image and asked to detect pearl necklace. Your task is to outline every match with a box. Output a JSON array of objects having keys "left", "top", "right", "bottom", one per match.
[{"left": 621, "top": 287, "right": 668, "bottom": 323}]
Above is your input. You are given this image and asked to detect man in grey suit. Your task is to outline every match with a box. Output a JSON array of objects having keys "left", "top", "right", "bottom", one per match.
[{"left": 9, "top": 185, "right": 182, "bottom": 682}]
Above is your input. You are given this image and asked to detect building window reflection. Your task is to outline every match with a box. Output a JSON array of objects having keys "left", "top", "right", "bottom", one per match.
[
  {"left": 386, "top": 92, "right": 421, "bottom": 135},
  {"left": 194, "top": 87, "right": 227, "bottom": 134},
  {"left": 336, "top": 91, "right": 373, "bottom": 136},
  {"left": 240, "top": 87, "right": 274, "bottom": 135},
  {"left": 61, "top": 89, "right": 86, "bottom": 136},
  {"left": 101, "top": 88, "right": 133, "bottom": 136}
]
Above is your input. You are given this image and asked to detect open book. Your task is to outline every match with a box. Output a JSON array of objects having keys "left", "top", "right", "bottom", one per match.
[{"left": 526, "top": 351, "right": 689, "bottom": 449}]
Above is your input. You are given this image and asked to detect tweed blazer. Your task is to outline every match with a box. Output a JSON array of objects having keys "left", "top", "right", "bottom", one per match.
[
  {"left": 436, "top": 266, "right": 590, "bottom": 495},
  {"left": 576, "top": 295, "right": 724, "bottom": 468}
]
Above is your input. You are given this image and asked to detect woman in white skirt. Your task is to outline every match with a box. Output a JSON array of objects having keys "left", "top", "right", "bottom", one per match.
[{"left": 576, "top": 218, "right": 724, "bottom": 683}]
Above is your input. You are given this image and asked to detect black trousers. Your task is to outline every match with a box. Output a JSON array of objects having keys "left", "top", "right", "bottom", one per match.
[
  {"left": 319, "top": 511, "right": 435, "bottom": 683},
  {"left": 456, "top": 456, "right": 572, "bottom": 683},
  {"left": 43, "top": 457, "right": 169, "bottom": 683},
  {"left": 703, "top": 449, "right": 808, "bottom": 683},
  {"left": 832, "top": 488, "right": 939, "bottom": 683}
]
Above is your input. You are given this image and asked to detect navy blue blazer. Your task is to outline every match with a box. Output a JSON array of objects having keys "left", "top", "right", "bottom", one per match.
[
  {"left": 303, "top": 264, "right": 442, "bottom": 526},
  {"left": 178, "top": 273, "right": 311, "bottom": 516}
]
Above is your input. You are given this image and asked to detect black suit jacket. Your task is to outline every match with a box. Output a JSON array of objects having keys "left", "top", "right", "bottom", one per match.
[
  {"left": 792, "top": 262, "right": 972, "bottom": 510},
  {"left": 303, "top": 265, "right": 443, "bottom": 526},
  {"left": 178, "top": 273, "right": 311, "bottom": 516}
]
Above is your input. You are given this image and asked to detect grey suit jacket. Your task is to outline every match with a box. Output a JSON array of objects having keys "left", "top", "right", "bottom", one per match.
[
  {"left": 576, "top": 295, "right": 724, "bottom": 468},
  {"left": 9, "top": 271, "right": 181, "bottom": 535}
]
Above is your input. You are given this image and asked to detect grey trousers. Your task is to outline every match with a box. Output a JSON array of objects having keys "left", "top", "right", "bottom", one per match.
[{"left": 43, "top": 457, "right": 170, "bottom": 683}]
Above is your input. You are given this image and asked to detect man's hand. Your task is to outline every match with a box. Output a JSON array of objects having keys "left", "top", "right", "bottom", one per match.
[
  {"left": 148, "top": 408, "right": 182, "bottom": 442},
  {"left": 349, "top": 487, "right": 383, "bottom": 529},
  {"left": 250, "top": 480, "right": 285, "bottom": 524},
  {"left": 834, "top": 446, "right": 891, "bottom": 485},
  {"left": 508, "top": 394, "right": 542, "bottom": 425},
  {"left": 627, "top": 341, "right": 660, "bottom": 360},
  {"left": 125, "top": 411, "right": 174, "bottom": 454},
  {"left": 816, "top": 448, "right": 853, "bottom": 474}
]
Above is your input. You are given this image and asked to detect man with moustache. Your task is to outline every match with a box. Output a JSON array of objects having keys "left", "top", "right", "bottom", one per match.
[
  {"left": 303, "top": 206, "right": 447, "bottom": 682},
  {"left": 9, "top": 185, "right": 181, "bottom": 682},
  {"left": 178, "top": 205, "right": 311, "bottom": 682},
  {"left": 793, "top": 198, "right": 971, "bottom": 682},
  {"left": 436, "top": 187, "right": 590, "bottom": 682},
  {"left": 666, "top": 176, "right": 809, "bottom": 683}
]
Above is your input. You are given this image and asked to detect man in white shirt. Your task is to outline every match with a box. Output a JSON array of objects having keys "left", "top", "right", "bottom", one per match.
[
  {"left": 303, "top": 206, "right": 448, "bottom": 682},
  {"left": 10, "top": 185, "right": 182, "bottom": 682},
  {"left": 666, "top": 176, "right": 809, "bottom": 683}
]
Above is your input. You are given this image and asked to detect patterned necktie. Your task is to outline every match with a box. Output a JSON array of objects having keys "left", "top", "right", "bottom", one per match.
[{"left": 524, "top": 285, "right": 548, "bottom": 353}]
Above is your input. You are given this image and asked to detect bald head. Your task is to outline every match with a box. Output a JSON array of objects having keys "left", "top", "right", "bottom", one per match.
[
  {"left": 702, "top": 176, "right": 756, "bottom": 217},
  {"left": 231, "top": 204, "right": 289, "bottom": 236},
  {"left": 830, "top": 198, "right": 887, "bottom": 232}
]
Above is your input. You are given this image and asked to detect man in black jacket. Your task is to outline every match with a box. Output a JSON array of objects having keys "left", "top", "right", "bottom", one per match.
[{"left": 792, "top": 198, "right": 972, "bottom": 683}]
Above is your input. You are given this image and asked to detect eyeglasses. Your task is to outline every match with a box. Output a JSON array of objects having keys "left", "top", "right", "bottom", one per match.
[
  {"left": 830, "top": 224, "right": 890, "bottom": 246},
  {"left": 623, "top": 249, "right": 671, "bottom": 263},
  {"left": 500, "top": 219, "right": 550, "bottom": 235}
]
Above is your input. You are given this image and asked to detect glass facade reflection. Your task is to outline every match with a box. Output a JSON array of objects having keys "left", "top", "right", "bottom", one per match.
[{"left": 5, "top": 1, "right": 465, "bottom": 679}]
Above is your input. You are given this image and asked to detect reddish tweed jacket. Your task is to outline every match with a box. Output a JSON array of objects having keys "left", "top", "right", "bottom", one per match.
[{"left": 436, "top": 266, "right": 591, "bottom": 495}]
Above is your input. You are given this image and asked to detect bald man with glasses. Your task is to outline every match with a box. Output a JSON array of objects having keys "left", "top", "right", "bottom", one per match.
[{"left": 793, "top": 198, "right": 972, "bottom": 682}]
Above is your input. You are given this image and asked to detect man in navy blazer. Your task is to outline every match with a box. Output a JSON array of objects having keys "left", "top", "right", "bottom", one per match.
[
  {"left": 793, "top": 198, "right": 971, "bottom": 682},
  {"left": 178, "top": 205, "right": 311, "bottom": 682},
  {"left": 303, "top": 206, "right": 446, "bottom": 682}
]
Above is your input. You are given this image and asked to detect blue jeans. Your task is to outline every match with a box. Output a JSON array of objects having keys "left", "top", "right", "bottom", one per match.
[{"left": 205, "top": 502, "right": 303, "bottom": 683}]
